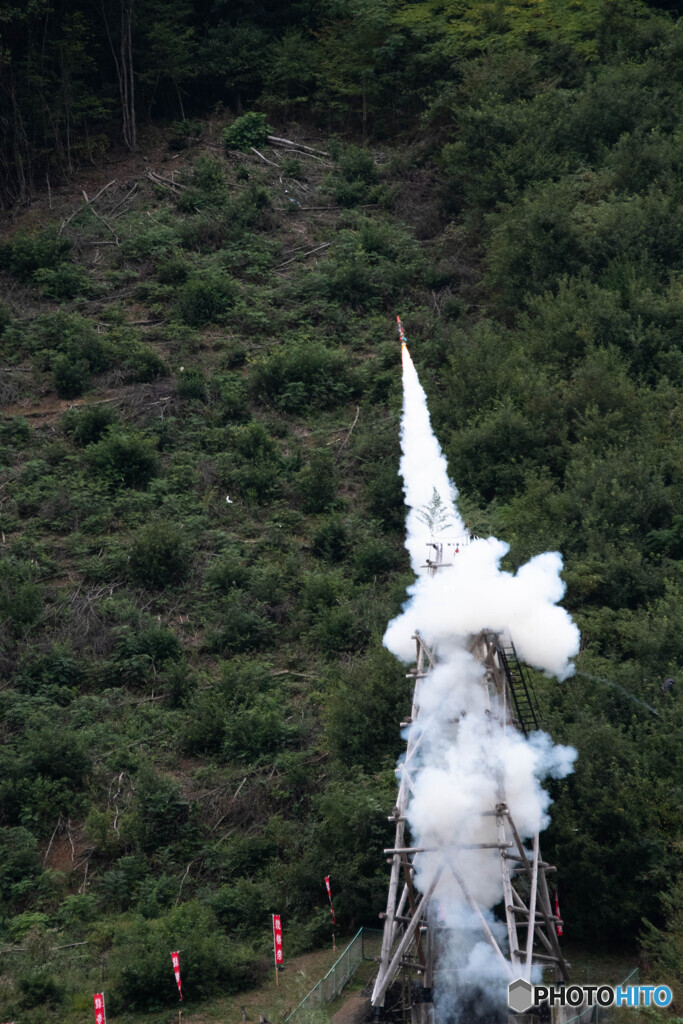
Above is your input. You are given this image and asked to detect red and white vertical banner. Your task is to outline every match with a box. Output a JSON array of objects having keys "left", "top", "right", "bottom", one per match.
[
  {"left": 554, "top": 890, "right": 564, "bottom": 937},
  {"left": 272, "top": 913, "right": 283, "bottom": 985},
  {"left": 171, "top": 950, "right": 183, "bottom": 1001},
  {"left": 324, "top": 876, "right": 336, "bottom": 924},
  {"left": 93, "top": 992, "right": 106, "bottom": 1024}
]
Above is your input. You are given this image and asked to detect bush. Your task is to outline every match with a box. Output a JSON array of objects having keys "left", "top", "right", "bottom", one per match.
[
  {"left": 0, "top": 827, "right": 42, "bottom": 910},
  {"left": 114, "top": 625, "right": 184, "bottom": 668},
  {"left": 0, "top": 229, "right": 71, "bottom": 281},
  {"left": 168, "top": 119, "right": 202, "bottom": 150},
  {"left": 211, "top": 878, "right": 268, "bottom": 936},
  {"left": 227, "top": 421, "right": 283, "bottom": 504},
  {"left": 52, "top": 352, "right": 90, "bottom": 398},
  {"left": 312, "top": 517, "right": 350, "bottom": 562},
  {"left": 211, "top": 592, "right": 273, "bottom": 653},
  {"left": 122, "top": 345, "right": 167, "bottom": 383},
  {"left": 30, "top": 311, "right": 111, "bottom": 372},
  {"left": 223, "top": 112, "right": 273, "bottom": 151},
  {"left": 19, "top": 970, "right": 64, "bottom": 1008},
  {"left": 128, "top": 523, "right": 189, "bottom": 587},
  {"left": 176, "top": 367, "right": 207, "bottom": 401},
  {"left": 176, "top": 273, "right": 239, "bottom": 326},
  {"left": 61, "top": 404, "right": 118, "bottom": 446},
  {"left": 326, "top": 649, "right": 410, "bottom": 768},
  {"left": 0, "top": 582, "right": 43, "bottom": 630},
  {"left": 281, "top": 157, "right": 304, "bottom": 177},
  {"left": 108, "top": 903, "right": 258, "bottom": 1011},
  {"left": 177, "top": 155, "right": 229, "bottom": 211},
  {"left": 205, "top": 551, "right": 250, "bottom": 593},
  {"left": 298, "top": 449, "right": 336, "bottom": 512},
  {"left": 223, "top": 693, "right": 296, "bottom": 760},
  {"left": 90, "top": 431, "right": 159, "bottom": 488},
  {"left": 250, "top": 338, "right": 353, "bottom": 411},
  {"left": 34, "top": 262, "right": 92, "bottom": 300},
  {"left": 309, "top": 603, "right": 365, "bottom": 656},
  {"left": 156, "top": 256, "right": 189, "bottom": 284},
  {"left": 328, "top": 145, "right": 379, "bottom": 206}
]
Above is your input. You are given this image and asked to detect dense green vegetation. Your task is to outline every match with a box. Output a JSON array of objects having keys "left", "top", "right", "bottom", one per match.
[{"left": 0, "top": 0, "right": 682, "bottom": 1019}]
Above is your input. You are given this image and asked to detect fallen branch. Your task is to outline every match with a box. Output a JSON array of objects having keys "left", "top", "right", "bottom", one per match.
[
  {"left": 43, "top": 815, "right": 62, "bottom": 867},
  {"left": 337, "top": 405, "right": 360, "bottom": 455},
  {"left": 250, "top": 146, "right": 280, "bottom": 168},
  {"left": 108, "top": 181, "right": 139, "bottom": 218},
  {"left": 82, "top": 188, "right": 119, "bottom": 245},
  {"left": 59, "top": 179, "right": 116, "bottom": 235},
  {"left": 273, "top": 241, "right": 330, "bottom": 269},
  {"left": 175, "top": 860, "right": 195, "bottom": 906},
  {"left": 272, "top": 146, "right": 332, "bottom": 166},
  {"left": 147, "top": 169, "right": 190, "bottom": 191},
  {"left": 210, "top": 776, "right": 248, "bottom": 833},
  {"left": 267, "top": 135, "right": 330, "bottom": 157}
]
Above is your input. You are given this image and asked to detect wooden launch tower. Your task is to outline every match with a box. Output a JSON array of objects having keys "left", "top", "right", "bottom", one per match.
[{"left": 370, "top": 540, "right": 569, "bottom": 1022}]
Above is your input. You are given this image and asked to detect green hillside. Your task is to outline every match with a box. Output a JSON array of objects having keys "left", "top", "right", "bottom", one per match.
[{"left": 0, "top": 1, "right": 681, "bottom": 1020}]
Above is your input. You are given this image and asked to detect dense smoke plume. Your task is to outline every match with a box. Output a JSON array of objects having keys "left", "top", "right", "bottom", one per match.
[{"left": 384, "top": 342, "right": 578, "bottom": 1015}]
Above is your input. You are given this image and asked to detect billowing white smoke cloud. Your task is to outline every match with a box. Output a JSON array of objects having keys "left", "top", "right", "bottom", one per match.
[{"left": 384, "top": 343, "right": 578, "bottom": 1007}]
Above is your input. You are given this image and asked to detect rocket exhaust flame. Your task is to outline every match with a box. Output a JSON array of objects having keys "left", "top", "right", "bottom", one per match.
[{"left": 382, "top": 317, "right": 579, "bottom": 1018}]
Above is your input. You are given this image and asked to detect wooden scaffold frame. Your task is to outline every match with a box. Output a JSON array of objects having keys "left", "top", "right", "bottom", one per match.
[{"left": 371, "top": 566, "right": 569, "bottom": 1022}]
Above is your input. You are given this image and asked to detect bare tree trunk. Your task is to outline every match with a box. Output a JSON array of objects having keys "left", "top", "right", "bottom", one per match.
[
  {"left": 101, "top": 0, "right": 136, "bottom": 150},
  {"left": 174, "top": 78, "right": 186, "bottom": 121}
]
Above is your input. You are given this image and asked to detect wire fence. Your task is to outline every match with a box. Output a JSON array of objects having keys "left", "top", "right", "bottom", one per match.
[
  {"left": 562, "top": 967, "right": 640, "bottom": 1024},
  {"left": 285, "top": 928, "right": 382, "bottom": 1023}
]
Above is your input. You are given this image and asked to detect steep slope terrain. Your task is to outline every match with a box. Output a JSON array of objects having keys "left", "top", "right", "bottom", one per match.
[{"left": 1, "top": 5, "right": 682, "bottom": 1018}]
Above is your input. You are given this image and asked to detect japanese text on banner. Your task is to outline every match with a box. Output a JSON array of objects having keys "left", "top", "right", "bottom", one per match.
[{"left": 93, "top": 992, "right": 106, "bottom": 1024}]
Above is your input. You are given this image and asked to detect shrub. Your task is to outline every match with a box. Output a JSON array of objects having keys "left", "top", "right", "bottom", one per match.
[
  {"left": 205, "top": 552, "right": 250, "bottom": 593},
  {"left": 327, "top": 145, "right": 379, "bottom": 206},
  {"left": 177, "top": 155, "right": 229, "bottom": 211},
  {"left": 223, "top": 112, "right": 273, "bottom": 151},
  {"left": 156, "top": 256, "right": 189, "bottom": 284},
  {"left": 227, "top": 421, "right": 283, "bottom": 504},
  {"left": 298, "top": 449, "right": 337, "bottom": 512},
  {"left": 0, "top": 229, "right": 71, "bottom": 281},
  {"left": 250, "top": 338, "right": 353, "bottom": 411},
  {"left": 181, "top": 691, "right": 226, "bottom": 754},
  {"left": 211, "top": 592, "right": 273, "bottom": 653},
  {"left": 352, "top": 536, "right": 403, "bottom": 581},
  {"left": 62, "top": 404, "right": 118, "bottom": 446},
  {"left": 114, "top": 625, "right": 184, "bottom": 668},
  {"left": 128, "top": 523, "right": 189, "bottom": 587},
  {"left": 89, "top": 432, "right": 159, "bottom": 488},
  {"left": 34, "top": 262, "right": 92, "bottom": 300},
  {"left": 176, "top": 367, "right": 207, "bottom": 401},
  {"left": 312, "top": 517, "right": 350, "bottom": 562},
  {"left": 19, "top": 971, "right": 64, "bottom": 1008},
  {"left": 0, "top": 827, "right": 42, "bottom": 910},
  {"left": 176, "top": 273, "right": 239, "bottom": 326},
  {"left": 326, "top": 649, "right": 410, "bottom": 768},
  {"left": 30, "top": 311, "right": 111, "bottom": 372},
  {"left": 168, "top": 119, "right": 202, "bottom": 150},
  {"left": 223, "top": 693, "right": 296, "bottom": 760},
  {"left": 310, "top": 603, "right": 366, "bottom": 657},
  {"left": 108, "top": 903, "right": 258, "bottom": 1010},
  {"left": 0, "top": 299, "right": 10, "bottom": 335},
  {"left": 122, "top": 223, "right": 180, "bottom": 260},
  {"left": 0, "top": 583, "right": 43, "bottom": 630},
  {"left": 52, "top": 353, "right": 90, "bottom": 398},
  {"left": 121, "top": 345, "right": 167, "bottom": 383},
  {"left": 281, "top": 157, "right": 304, "bottom": 178}
]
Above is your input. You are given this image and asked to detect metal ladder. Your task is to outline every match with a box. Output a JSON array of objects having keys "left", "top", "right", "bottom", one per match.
[{"left": 498, "top": 641, "right": 544, "bottom": 735}]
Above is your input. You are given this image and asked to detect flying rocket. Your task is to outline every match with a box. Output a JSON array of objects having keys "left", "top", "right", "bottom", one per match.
[{"left": 397, "top": 315, "right": 408, "bottom": 350}]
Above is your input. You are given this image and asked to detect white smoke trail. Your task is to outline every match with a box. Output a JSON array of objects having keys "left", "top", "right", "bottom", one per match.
[{"left": 384, "top": 342, "right": 579, "bottom": 1013}]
